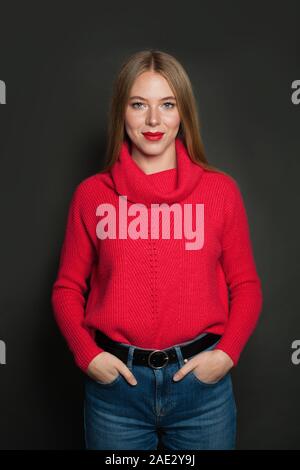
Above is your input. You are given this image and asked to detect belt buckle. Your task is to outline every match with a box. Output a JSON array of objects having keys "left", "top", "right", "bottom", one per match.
[{"left": 148, "top": 349, "right": 169, "bottom": 369}]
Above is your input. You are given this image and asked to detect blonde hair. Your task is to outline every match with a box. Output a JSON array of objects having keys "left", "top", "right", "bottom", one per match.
[{"left": 102, "top": 49, "right": 227, "bottom": 175}]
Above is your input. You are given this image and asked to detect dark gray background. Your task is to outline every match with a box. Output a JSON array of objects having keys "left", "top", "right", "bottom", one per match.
[{"left": 0, "top": 0, "right": 299, "bottom": 449}]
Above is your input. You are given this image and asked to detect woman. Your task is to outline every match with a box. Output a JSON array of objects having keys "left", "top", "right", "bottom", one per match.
[{"left": 51, "top": 49, "right": 263, "bottom": 450}]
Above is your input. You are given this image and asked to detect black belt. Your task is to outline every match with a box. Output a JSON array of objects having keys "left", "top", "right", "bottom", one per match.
[{"left": 94, "top": 330, "right": 222, "bottom": 369}]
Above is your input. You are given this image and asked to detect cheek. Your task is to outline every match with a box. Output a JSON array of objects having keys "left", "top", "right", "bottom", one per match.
[
  {"left": 125, "top": 110, "right": 144, "bottom": 129},
  {"left": 163, "top": 112, "right": 181, "bottom": 128}
]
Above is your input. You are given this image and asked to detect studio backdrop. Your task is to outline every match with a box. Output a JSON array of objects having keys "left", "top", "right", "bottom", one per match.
[{"left": 0, "top": 1, "right": 299, "bottom": 450}]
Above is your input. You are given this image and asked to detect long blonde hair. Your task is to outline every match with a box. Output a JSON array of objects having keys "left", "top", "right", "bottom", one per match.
[{"left": 102, "top": 49, "right": 227, "bottom": 176}]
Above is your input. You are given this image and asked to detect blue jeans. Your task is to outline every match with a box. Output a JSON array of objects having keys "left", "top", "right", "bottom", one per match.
[{"left": 84, "top": 333, "right": 237, "bottom": 450}]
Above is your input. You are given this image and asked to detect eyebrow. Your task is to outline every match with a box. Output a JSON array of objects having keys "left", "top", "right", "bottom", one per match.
[{"left": 129, "top": 95, "right": 176, "bottom": 101}]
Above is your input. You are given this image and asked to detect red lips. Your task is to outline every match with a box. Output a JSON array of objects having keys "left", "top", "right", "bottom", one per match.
[
  {"left": 142, "top": 132, "right": 164, "bottom": 141},
  {"left": 143, "top": 132, "right": 164, "bottom": 136}
]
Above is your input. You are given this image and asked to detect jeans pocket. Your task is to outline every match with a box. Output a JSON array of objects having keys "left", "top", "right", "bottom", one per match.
[
  {"left": 94, "top": 373, "right": 122, "bottom": 387},
  {"left": 190, "top": 368, "right": 229, "bottom": 386},
  {"left": 187, "top": 339, "right": 229, "bottom": 386}
]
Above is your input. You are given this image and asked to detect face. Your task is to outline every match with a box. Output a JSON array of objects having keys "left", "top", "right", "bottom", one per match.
[{"left": 124, "top": 71, "right": 181, "bottom": 156}]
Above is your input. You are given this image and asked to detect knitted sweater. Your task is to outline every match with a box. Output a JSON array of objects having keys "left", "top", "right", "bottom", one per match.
[{"left": 51, "top": 137, "right": 263, "bottom": 373}]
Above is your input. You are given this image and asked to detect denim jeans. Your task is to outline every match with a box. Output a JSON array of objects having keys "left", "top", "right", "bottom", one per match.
[{"left": 84, "top": 332, "right": 237, "bottom": 450}]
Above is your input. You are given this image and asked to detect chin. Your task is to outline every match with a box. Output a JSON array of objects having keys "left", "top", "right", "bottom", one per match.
[{"left": 136, "top": 138, "right": 163, "bottom": 148}]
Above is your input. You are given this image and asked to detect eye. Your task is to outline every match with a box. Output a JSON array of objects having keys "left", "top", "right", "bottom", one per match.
[
  {"left": 130, "top": 101, "right": 176, "bottom": 110},
  {"left": 163, "top": 102, "right": 175, "bottom": 109},
  {"left": 131, "top": 101, "right": 145, "bottom": 109}
]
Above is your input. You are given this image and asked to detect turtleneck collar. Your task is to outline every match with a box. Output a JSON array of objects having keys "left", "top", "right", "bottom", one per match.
[{"left": 109, "top": 137, "right": 204, "bottom": 207}]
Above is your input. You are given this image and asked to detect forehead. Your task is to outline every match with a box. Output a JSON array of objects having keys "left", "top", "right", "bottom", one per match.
[{"left": 129, "top": 72, "right": 175, "bottom": 100}]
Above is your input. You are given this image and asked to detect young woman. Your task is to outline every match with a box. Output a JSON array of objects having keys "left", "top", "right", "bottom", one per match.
[{"left": 51, "top": 49, "right": 263, "bottom": 450}]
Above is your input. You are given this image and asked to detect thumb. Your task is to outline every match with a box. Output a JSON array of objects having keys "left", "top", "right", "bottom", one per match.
[
  {"left": 118, "top": 363, "right": 138, "bottom": 386},
  {"left": 173, "top": 358, "right": 192, "bottom": 381}
]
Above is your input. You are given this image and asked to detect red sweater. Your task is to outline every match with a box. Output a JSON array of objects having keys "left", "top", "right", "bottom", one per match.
[{"left": 51, "top": 137, "right": 263, "bottom": 373}]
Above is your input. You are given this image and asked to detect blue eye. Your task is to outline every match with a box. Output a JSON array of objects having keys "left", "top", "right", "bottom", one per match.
[
  {"left": 163, "top": 102, "right": 175, "bottom": 109},
  {"left": 131, "top": 101, "right": 175, "bottom": 109},
  {"left": 131, "top": 102, "right": 144, "bottom": 109}
]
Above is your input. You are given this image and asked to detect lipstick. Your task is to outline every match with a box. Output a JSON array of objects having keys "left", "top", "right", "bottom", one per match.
[{"left": 142, "top": 132, "right": 164, "bottom": 141}]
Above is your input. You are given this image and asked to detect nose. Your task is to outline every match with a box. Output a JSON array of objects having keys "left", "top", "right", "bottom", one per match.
[{"left": 145, "top": 106, "right": 161, "bottom": 126}]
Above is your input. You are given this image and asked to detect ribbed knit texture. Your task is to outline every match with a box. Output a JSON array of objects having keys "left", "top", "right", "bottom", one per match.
[{"left": 51, "top": 137, "right": 263, "bottom": 373}]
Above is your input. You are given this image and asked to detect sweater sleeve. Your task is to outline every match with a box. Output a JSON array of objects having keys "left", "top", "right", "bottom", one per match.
[
  {"left": 215, "top": 177, "right": 263, "bottom": 367},
  {"left": 51, "top": 182, "right": 104, "bottom": 373}
]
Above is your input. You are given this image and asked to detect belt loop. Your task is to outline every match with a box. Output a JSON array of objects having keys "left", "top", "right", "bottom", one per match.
[
  {"left": 174, "top": 345, "right": 185, "bottom": 368},
  {"left": 127, "top": 346, "right": 135, "bottom": 371}
]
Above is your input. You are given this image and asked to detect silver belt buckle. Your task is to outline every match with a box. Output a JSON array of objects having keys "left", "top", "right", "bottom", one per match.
[{"left": 148, "top": 349, "right": 169, "bottom": 369}]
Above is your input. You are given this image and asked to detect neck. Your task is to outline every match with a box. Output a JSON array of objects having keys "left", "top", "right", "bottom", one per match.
[
  {"left": 130, "top": 140, "right": 177, "bottom": 175},
  {"left": 110, "top": 137, "right": 204, "bottom": 207}
]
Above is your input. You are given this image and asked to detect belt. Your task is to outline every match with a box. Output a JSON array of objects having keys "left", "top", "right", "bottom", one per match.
[{"left": 94, "top": 330, "right": 222, "bottom": 369}]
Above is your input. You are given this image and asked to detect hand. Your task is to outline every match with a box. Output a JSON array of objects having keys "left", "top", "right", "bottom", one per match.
[
  {"left": 87, "top": 351, "right": 138, "bottom": 386},
  {"left": 173, "top": 349, "right": 234, "bottom": 384}
]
